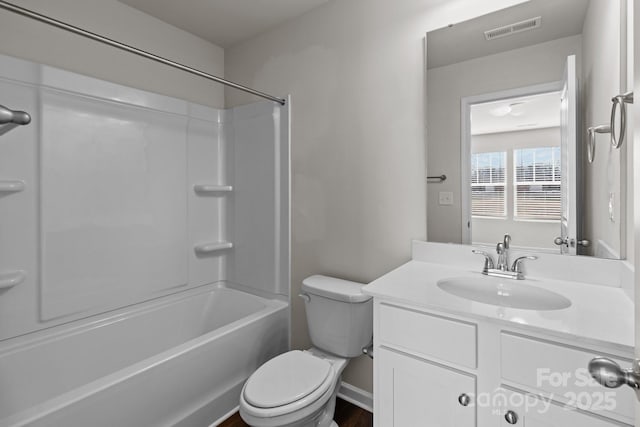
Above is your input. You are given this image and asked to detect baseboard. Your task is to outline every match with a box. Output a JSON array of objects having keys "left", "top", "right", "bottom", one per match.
[{"left": 337, "top": 382, "right": 373, "bottom": 413}]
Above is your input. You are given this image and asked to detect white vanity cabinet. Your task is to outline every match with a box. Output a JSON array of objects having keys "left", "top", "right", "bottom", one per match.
[
  {"left": 372, "top": 300, "right": 634, "bottom": 427},
  {"left": 377, "top": 347, "right": 476, "bottom": 426},
  {"left": 497, "top": 389, "right": 626, "bottom": 427}
]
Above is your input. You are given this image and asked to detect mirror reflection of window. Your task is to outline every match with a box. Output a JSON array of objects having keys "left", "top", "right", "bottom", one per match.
[
  {"left": 514, "top": 146, "right": 561, "bottom": 221},
  {"left": 471, "top": 152, "right": 506, "bottom": 218},
  {"left": 469, "top": 92, "right": 562, "bottom": 251}
]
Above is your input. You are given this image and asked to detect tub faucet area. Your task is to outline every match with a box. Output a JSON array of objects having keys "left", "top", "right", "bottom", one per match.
[{"left": 0, "top": 51, "right": 291, "bottom": 426}]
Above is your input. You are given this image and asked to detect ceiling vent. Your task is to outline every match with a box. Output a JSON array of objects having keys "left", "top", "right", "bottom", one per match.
[{"left": 484, "top": 16, "right": 542, "bottom": 41}]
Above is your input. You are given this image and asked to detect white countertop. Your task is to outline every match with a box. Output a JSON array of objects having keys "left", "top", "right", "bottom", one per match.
[{"left": 363, "top": 259, "right": 634, "bottom": 352}]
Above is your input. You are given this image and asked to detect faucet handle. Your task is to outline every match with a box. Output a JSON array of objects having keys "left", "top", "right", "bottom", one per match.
[
  {"left": 511, "top": 255, "right": 538, "bottom": 274},
  {"left": 472, "top": 250, "right": 495, "bottom": 271},
  {"left": 503, "top": 233, "right": 511, "bottom": 249}
]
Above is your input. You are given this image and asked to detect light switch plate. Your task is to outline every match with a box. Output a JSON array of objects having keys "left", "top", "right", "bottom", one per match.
[{"left": 439, "top": 191, "right": 453, "bottom": 206}]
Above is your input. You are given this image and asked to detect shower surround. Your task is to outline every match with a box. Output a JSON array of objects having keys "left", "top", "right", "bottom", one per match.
[{"left": 0, "top": 53, "right": 290, "bottom": 426}]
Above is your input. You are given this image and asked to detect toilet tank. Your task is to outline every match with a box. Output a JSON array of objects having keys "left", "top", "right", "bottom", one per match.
[{"left": 301, "top": 275, "right": 373, "bottom": 358}]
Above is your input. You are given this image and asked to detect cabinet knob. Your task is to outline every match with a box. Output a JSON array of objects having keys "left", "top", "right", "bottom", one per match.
[
  {"left": 457, "top": 393, "right": 471, "bottom": 407},
  {"left": 505, "top": 410, "right": 518, "bottom": 424}
]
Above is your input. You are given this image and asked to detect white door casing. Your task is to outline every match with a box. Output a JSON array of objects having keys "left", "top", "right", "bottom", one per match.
[
  {"left": 560, "top": 54, "right": 579, "bottom": 255},
  {"left": 632, "top": 0, "right": 640, "bottom": 417}
]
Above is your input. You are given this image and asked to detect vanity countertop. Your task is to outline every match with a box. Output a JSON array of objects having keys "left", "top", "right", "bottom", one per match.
[{"left": 363, "top": 259, "right": 634, "bottom": 353}]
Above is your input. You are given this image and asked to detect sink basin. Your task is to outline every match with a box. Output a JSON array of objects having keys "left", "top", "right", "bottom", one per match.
[{"left": 437, "top": 277, "right": 571, "bottom": 311}]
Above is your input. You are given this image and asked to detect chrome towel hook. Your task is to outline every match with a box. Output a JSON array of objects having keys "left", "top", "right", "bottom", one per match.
[
  {"left": 426, "top": 174, "right": 447, "bottom": 183},
  {"left": 586, "top": 124, "right": 610, "bottom": 164},
  {"left": 610, "top": 91, "right": 633, "bottom": 149}
]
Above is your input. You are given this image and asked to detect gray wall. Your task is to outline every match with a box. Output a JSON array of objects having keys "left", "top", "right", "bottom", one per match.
[
  {"left": 0, "top": 0, "right": 225, "bottom": 108},
  {"left": 225, "top": 0, "right": 528, "bottom": 393},
  {"left": 0, "top": 0, "right": 533, "bottom": 395},
  {"left": 581, "top": 0, "right": 631, "bottom": 259}
]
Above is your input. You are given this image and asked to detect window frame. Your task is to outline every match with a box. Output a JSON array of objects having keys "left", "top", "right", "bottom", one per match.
[{"left": 469, "top": 146, "right": 562, "bottom": 222}]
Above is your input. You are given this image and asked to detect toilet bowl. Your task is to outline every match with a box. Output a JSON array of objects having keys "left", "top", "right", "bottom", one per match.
[
  {"left": 239, "top": 349, "right": 347, "bottom": 427},
  {"left": 239, "top": 275, "right": 373, "bottom": 427}
]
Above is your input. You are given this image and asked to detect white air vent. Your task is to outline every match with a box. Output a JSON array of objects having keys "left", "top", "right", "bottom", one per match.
[{"left": 484, "top": 16, "right": 542, "bottom": 41}]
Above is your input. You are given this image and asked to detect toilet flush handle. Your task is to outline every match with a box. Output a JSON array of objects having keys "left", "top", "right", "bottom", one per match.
[{"left": 298, "top": 293, "right": 311, "bottom": 303}]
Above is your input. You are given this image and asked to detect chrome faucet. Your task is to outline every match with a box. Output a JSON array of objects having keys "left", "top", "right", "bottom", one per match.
[
  {"left": 496, "top": 234, "right": 511, "bottom": 271},
  {"left": 473, "top": 234, "right": 537, "bottom": 280}
]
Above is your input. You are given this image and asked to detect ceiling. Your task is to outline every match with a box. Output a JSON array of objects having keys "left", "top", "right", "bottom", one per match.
[
  {"left": 427, "top": 0, "right": 589, "bottom": 69},
  {"left": 118, "top": 0, "right": 329, "bottom": 48},
  {"left": 471, "top": 91, "right": 561, "bottom": 135}
]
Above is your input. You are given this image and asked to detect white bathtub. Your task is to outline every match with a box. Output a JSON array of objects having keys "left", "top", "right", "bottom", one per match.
[{"left": 0, "top": 284, "right": 288, "bottom": 427}]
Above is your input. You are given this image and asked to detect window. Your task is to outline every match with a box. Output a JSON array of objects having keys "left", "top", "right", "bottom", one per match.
[
  {"left": 471, "top": 152, "right": 506, "bottom": 217},
  {"left": 470, "top": 147, "right": 562, "bottom": 221},
  {"left": 514, "top": 147, "right": 561, "bottom": 220}
]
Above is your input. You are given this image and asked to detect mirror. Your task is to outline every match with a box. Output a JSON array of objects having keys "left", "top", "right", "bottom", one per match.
[{"left": 426, "top": 0, "right": 632, "bottom": 259}]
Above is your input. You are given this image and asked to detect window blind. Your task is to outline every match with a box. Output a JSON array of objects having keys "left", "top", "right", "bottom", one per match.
[
  {"left": 514, "top": 147, "right": 561, "bottom": 220},
  {"left": 471, "top": 152, "right": 506, "bottom": 217}
]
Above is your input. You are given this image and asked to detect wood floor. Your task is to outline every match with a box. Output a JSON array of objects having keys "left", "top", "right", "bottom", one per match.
[{"left": 219, "top": 398, "right": 373, "bottom": 427}]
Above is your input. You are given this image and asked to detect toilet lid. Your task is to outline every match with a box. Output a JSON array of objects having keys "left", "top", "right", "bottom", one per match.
[{"left": 244, "top": 350, "right": 332, "bottom": 408}]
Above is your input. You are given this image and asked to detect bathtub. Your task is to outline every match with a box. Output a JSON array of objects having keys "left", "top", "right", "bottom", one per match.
[{"left": 0, "top": 283, "right": 289, "bottom": 427}]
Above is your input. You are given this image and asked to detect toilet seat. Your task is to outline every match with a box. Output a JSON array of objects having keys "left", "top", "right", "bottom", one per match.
[
  {"left": 240, "top": 350, "right": 340, "bottom": 422},
  {"left": 244, "top": 350, "right": 333, "bottom": 409}
]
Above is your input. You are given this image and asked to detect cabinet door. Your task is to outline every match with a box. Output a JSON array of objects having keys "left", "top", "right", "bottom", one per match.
[
  {"left": 498, "top": 389, "right": 631, "bottom": 427},
  {"left": 377, "top": 347, "right": 476, "bottom": 427}
]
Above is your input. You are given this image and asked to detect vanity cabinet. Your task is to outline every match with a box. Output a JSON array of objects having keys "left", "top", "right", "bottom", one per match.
[
  {"left": 497, "top": 389, "right": 625, "bottom": 427},
  {"left": 377, "top": 347, "right": 476, "bottom": 426},
  {"left": 378, "top": 303, "right": 477, "bottom": 368},
  {"left": 500, "top": 332, "right": 634, "bottom": 421},
  {"left": 372, "top": 301, "right": 634, "bottom": 427}
]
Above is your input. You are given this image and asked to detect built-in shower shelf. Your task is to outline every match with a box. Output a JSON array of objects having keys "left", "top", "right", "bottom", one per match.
[
  {"left": 194, "top": 241, "right": 233, "bottom": 255},
  {"left": 193, "top": 184, "right": 233, "bottom": 194},
  {"left": 0, "top": 180, "right": 25, "bottom": 193},
  {"left": 0, "top": 270, "right": 26, "bottom": 290}
]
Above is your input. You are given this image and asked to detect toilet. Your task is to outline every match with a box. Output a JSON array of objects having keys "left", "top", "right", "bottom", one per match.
[{"left": 239, "top": 275, "right": 373, "bottom": 427}]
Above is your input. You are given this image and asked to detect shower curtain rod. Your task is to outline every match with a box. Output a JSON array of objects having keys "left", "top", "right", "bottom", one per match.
[{"left": 0, "top": 1, "right": 286, "bottom": 106}]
